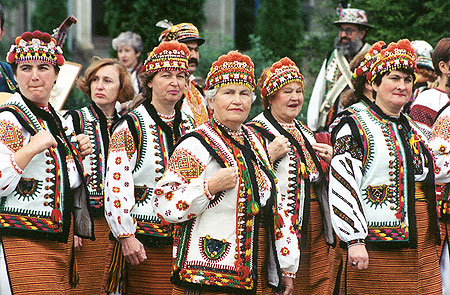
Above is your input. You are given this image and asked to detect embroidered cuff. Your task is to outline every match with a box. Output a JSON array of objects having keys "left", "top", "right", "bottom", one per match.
[
  {"left": 203, "top": 178, "right": 214, "bottom": 200},
  {"left": 347, "top": 238, "right": 366, "bottom": 247},
  {"left": 10, "top": 154, "right": 23, "bottom": 175},
  {"left": 117, "top": 233, "right": 134, "bottom": 239},
  {"left": 282, "top": 271, "right": 296, "bottom": 278}
]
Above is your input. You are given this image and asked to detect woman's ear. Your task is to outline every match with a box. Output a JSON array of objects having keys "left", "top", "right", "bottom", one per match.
[{"left": 207, "top": 97, "right": 214, "bottom": 111}]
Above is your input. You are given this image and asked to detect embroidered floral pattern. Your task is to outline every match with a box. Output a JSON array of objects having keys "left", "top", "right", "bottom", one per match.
[{"left": 0, "top": 121, "right": 25, "bottom": 152}]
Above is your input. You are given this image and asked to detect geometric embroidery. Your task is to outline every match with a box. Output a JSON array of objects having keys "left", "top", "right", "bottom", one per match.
[
  {"left": 334, "top": 135, "right": 363, "bottom": 160},
  {"left": 332, "top": 205, "right": 359, "bottom": 233},
  {"left": 365, "top": 184, "right": 389, "bottom": 208},
  {"left": 199, "top": 235, "right": 230, "bottom": 262},
  {"left": 0, "top": 121, "right": 24, "bottom": 152},
  {"left": 168, "top": 148, "right": 205, "bottom": 183},
  {"left": 433, "top": 115, "right": 450, "bottom": 142},
  {"left": 14, "top": 177, "right": 42, "bottom": 201},
  {"left": 110, "top": 128, "right": 136, "bottom": 157}
]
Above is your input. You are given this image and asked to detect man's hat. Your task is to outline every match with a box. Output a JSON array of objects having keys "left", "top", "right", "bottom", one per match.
[
  {"left": 334, "top": 8, "right": 373, "bottom": 29},
  {"left": 158, "top": 21, "right": 205, "bottom": 46},
  {"left": 411, "top": 40, "right": 434, "bottom": 71}
]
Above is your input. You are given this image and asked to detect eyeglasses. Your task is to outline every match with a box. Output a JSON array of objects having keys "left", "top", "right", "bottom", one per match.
[{"left": 339, "top": 27, "right": 357, "bottom": 35}]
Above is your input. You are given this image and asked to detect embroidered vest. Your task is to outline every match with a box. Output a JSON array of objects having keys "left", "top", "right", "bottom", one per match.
[
  {"left": 0, "top": 94, "right": 89, "bottom": 242},
  {"left": 347, "top": 108, "right": 434, "bottom": 247},
  {"left": 65, "top": 104, "right": 114, "bottom": 215},
  {"left": 171, "top": 121, "right": 280, "bottom": 293},
  {"left": 126, "top": 102, "right": 195, "bottom": 244}
]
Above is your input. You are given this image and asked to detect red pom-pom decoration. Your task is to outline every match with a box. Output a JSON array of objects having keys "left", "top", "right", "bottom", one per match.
[
  {"left": 32, "top": 30, "right": 43, "bottom": 40},
  {"left": 15, "top": 36, "right": 22, "bottom": 45},
  {"left": 56, "top": 55, "right": 65, "bottom": 66},
  {"left": 21, "top": 32, "right": 33, "bottom": 41},
  {"left": 42, "top": 33, "right": 52, "bottom": 43},
  {"left": 7, "top": 52, "right": 15, "bottom": 64},
  {"left": 355, "top": 67, "right": 364, "bottom": 77}
]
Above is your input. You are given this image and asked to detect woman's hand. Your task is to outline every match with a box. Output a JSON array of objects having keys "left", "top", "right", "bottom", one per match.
[
  {"left": 28, "top": 130, "right": 58, "bottom": 155},
  {"left": 348, "top": 244, "right": 369, "bottom": 270},
  {"left": 74, "top": 235, "right": 83, "bottom": 251},
  {"left": 76, "top": 134, "right": 93, "bottom": 158},
  {"left": 119, "top": 236, "right": 147, "bottom": 266},
  {"left": 275, "top": 277, "right": 293, "bottom": 295},
  {"left": 207, "top": 167, "right": 238, "bottom": 195},
  {"left": 268, "top": 135, "right": 290, "bottom": 163},
  {"left": 312, "top": 142, "right": 333, "bottom": 164}
]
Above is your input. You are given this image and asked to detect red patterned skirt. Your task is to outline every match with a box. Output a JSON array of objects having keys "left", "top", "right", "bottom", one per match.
[
  {"left": 339, "top": 185, "right": 441, "bottom": 295},
  {"left": 103, "top": 240, "right": 173, "bottom": 294},
  {"left": 2, "top": 226, "right": 74, "bottom": 295},
  {"left": 72, "top": 217, "right": 110, "bottom": 294},
  {"left": 293, "top": 191, "right": 336, "bottom": 295}
]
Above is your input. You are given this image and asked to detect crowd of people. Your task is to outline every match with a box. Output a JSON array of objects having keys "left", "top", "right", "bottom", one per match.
[{"left": 0, "top": 3, "right": 449, "bottom": 295}]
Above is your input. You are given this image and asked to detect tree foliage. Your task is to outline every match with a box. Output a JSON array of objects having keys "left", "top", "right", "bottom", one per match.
[
  {"left": 104, "top": 0, "right": 206, "bottom": 56},
  {"left": 254, "top": 0, "right": 306, "bottom": 62},
  {"left": 352, "top": 0, "right": 450, "bottom": 45}
]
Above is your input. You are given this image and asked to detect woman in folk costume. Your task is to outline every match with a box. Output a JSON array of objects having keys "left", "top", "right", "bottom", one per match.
[
  {"left": 152, "top": 51, "right": 298, "bottom": 295},
  {"left": 329, "top": 39, "right": 441, "bottom": 294},
  {"left": 64, "top": 58, "right": 134, "bottom": 294},
  {"left": 103, "top": 41, "right": 196, "bottom": 294},
  {"left": 429, "top": 94, "right": 450, "bottom": 295},
  {"left": 0, "top": 30, "right": 94, "bottom": 295},
  {"left": 328, "top": 41, "right": 386, "bottom": 133},
  {"left": 248, "top": 57, "right": 335, "bottom": 294}
]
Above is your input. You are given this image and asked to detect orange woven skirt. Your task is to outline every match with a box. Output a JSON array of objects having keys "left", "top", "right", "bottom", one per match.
[
  {"left": 172, "top": 225, "right": 270, "bottom": 295},
  {"left": 72, "top": 217, "right": 110, "bottom": 294},
  {"left": 293, "top": 193, "right": 336, "bottom": 295},
  {"left": 339, "top": 186, "right": 441, "bottom": 295},
  {"left": 103, "top": 240, "right": 173, "bottom": 295},
  {"left": 2, "top": 227, "right": 74, "bottom": 295}
]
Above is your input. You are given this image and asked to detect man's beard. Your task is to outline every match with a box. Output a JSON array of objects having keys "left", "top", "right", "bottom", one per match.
[{"left": 335, "top": 36, "right": 363, "bottom": 59}]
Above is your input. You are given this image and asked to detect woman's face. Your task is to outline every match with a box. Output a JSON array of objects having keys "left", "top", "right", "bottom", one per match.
[
  {"left": 269, "top": 81, "right": 304, "bottom": 124},
  {"left": 209, "top": 84, "right": 253, "bottom": 130},
  {"left": 90, "top": 65, "right": 121, "bottom": 109},
  {"left": 117, "top": 45, "right": 140, "bottom": 69},
  {"left": 148, "top": 70, "right": 186, "bottom": 106},
  {"left": 14, "top": 60, "right": 58, "bottom": 105},
  {"left": 373, "top": 70, "right": 413, "bottom": 116}
]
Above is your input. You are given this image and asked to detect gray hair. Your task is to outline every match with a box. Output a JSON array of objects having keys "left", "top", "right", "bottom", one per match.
[
  {"left": 204, "top": 87, "right": 257, "bottom": 103},
  {"left": 112, "top": 31, "right": 143, "bottom": 53}
]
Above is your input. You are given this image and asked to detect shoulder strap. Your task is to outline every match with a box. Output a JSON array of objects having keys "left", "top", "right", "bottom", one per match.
[
  {"left": 246, "top": 121, "right": 276, "bottom": 142},
  {"left": 172, "top": 131, "right": 226, "bottom": 168},
  {"left": 64, "top": 110, "right": 83, "bottom": 135}
]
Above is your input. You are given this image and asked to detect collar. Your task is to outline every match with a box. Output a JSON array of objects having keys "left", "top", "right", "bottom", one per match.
[{"left": 369, "top": 102, "right": 410, "bottom": 127}]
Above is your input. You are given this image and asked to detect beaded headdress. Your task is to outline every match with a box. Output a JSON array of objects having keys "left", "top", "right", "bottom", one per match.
[
  {"left": 7, "top": 30, "right": 64, "bottom": 66},
  {"left": 141, "top": 41, "right": 189, "bottom": 74},
  {"left": 367, "top": 39, "right": 418, "bottom": 84},
  {"left": 334, "top": 8, "right": 372, "bottom": 29},
  {"left": 260, "top": 57, "right": 304, "bottom": 98},
  {"left": 205, "top": 51, "right": 255, "bottom": 91},
  {"left": 159, "top": 22, "right": 205, "bottom": 45},
  {"left": 353, "top": 41, "right": 386, "bottom": 79}
]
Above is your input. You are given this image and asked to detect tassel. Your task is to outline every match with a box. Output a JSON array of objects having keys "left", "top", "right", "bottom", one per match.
[
  {"left": 320, "top": 159, "right": 330, "bottom": 173},
  {"left": 105, "top": 242, "right": 128, "bottom": 294},
  {"left": 275, "top": 212, "right": 284, "bottom": 228},
  {"left": 409, "top": 133, "right": 420, "bottom": 154},
  {"left": 69, "top": 244, "right": 79, "bottom": 288},
  {"left": 51, "top": 208, "right": 62, "bottom": 223},
  {"left": 247, "top": 199, "right": 260, "bottom": 216},
  {"left": 234, "top": 257, "right": 250, "bottom": 278},
  {"left": 300, "top": 162, "right": 308, "bottom": 179}
]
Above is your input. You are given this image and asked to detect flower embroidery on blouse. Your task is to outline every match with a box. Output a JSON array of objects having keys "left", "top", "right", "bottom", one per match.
[
  {"left": 280, "top": 247, "right": 290, "bottom": 256},
  {"left": 114, "top": 199, "right": 121, "bottom": 208},
  {"left": 176, "top": 200, "right": 190, "bottom": 211},
  {"left": 113, "top": 172, "right": 121, "bottom": 180}
]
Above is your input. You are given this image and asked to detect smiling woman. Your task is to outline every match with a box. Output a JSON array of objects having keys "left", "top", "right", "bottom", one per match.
[{"left": 0, "top": 30, "right": 94, "bottom": 295}]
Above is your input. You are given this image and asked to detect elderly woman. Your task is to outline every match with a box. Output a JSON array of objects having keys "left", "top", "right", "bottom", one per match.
[
  {"left": 64, "top": 58, "right": 134, "bottom": 294},
  {"left": 330, "top": 39, "right": 441, "bottom": 294},
  {"left": 104, "top": 41, "right": 196, "bottom": 294},
  {"left": 152, "top": 51, "right": 298, "bottom": 295},
  {"left": 0, "top": 30, "right": 93, "bottom": 295},
  {"left": 248, "top": 57, "right": 334, "bottom": 295},
  {"left": 112, "top": 31, "right": 143, "bottom": 94}
]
